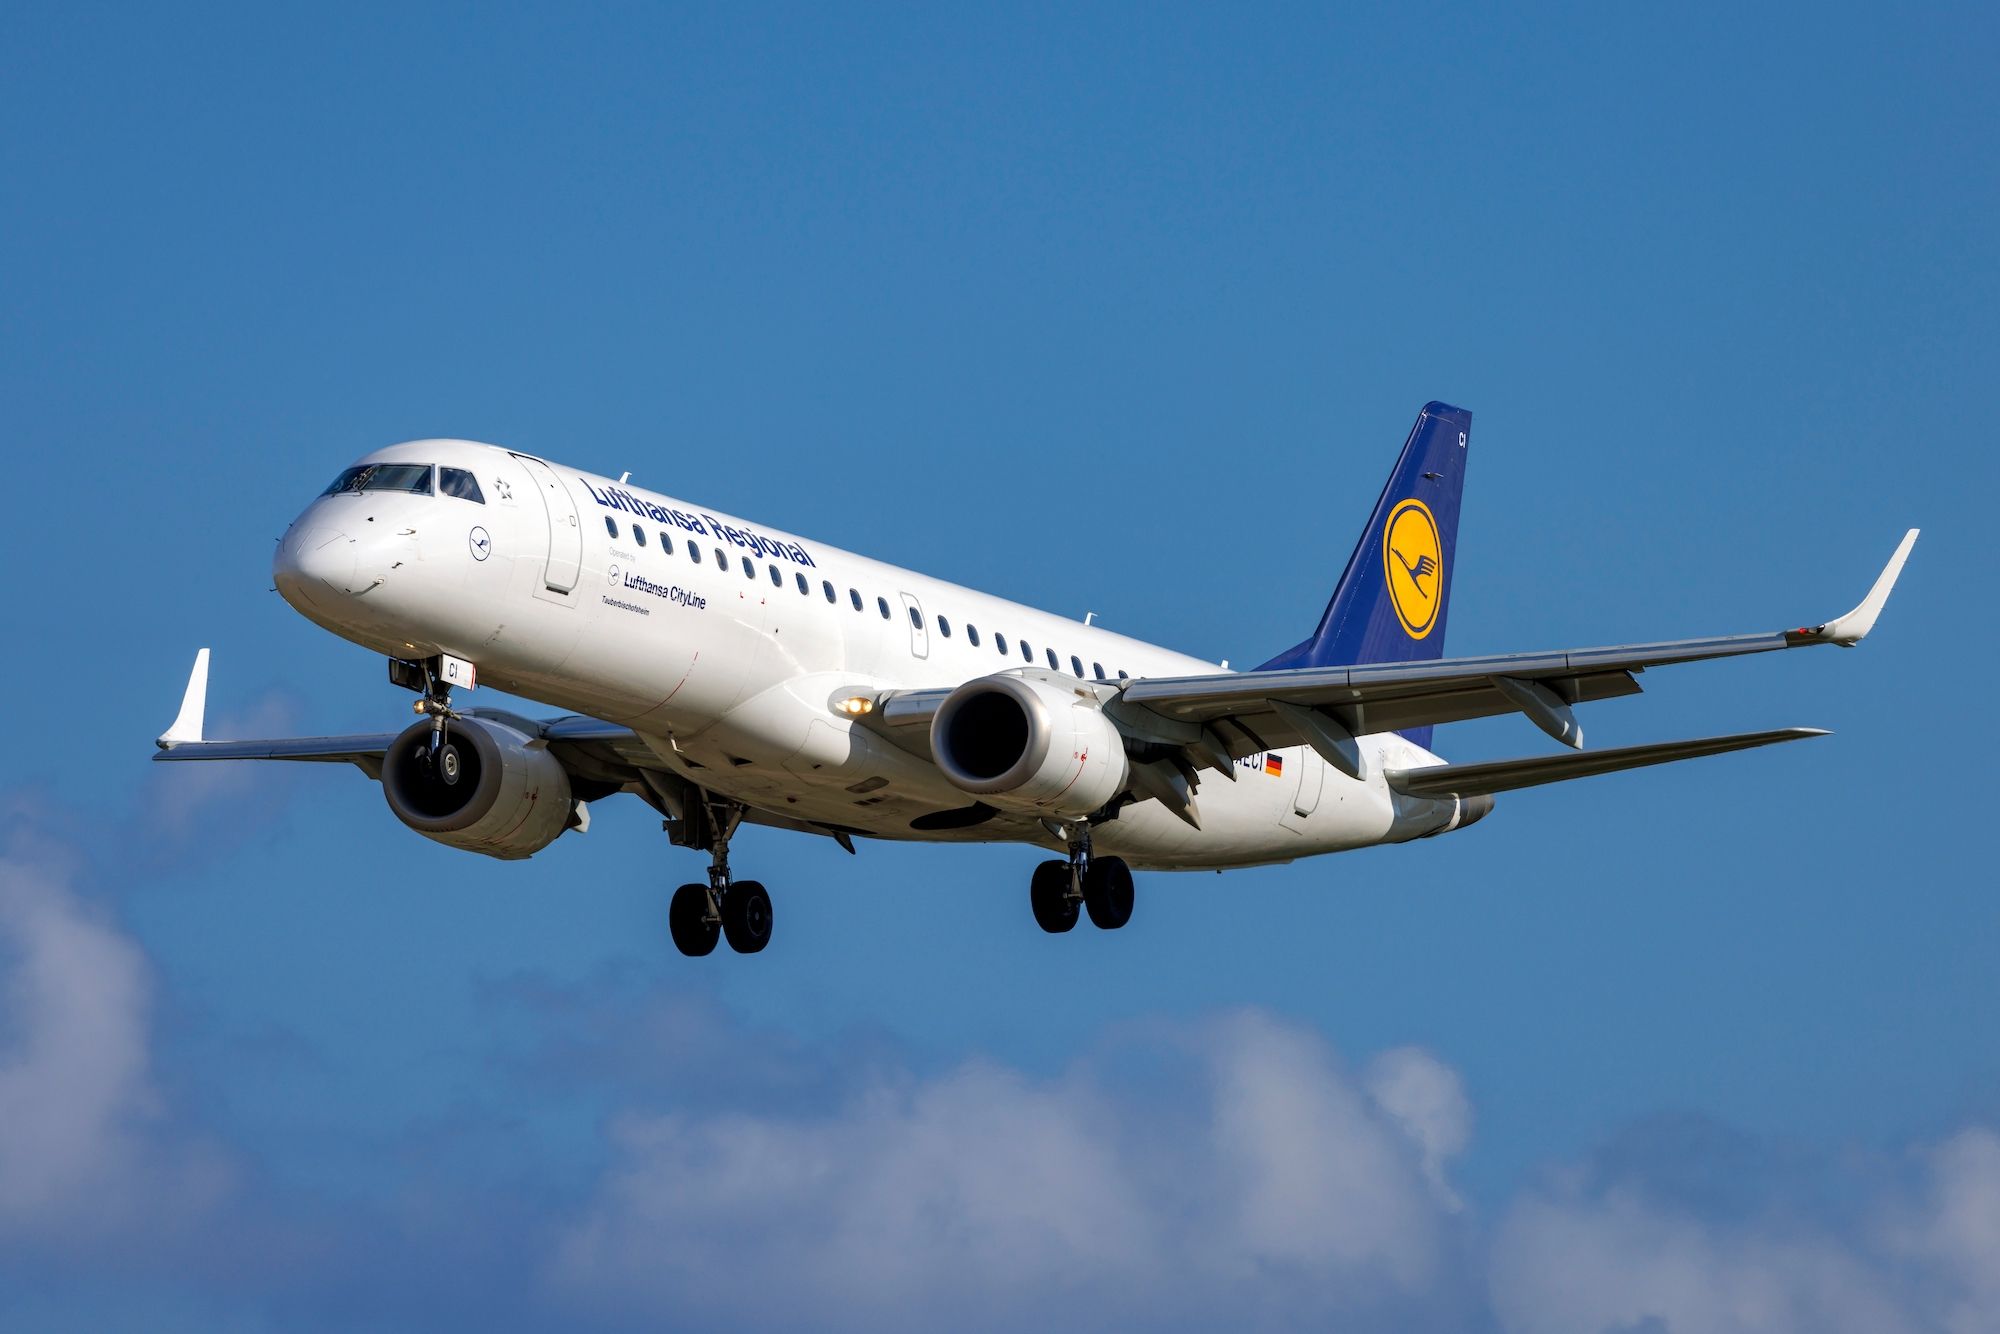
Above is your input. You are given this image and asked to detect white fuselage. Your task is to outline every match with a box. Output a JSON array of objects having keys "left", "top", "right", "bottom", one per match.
[{"left": 274, "top": 440, "right": 1464, "bottom": 869}]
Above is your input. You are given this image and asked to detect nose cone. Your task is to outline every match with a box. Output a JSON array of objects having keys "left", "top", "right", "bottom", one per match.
[{"left": 273, "top": 526, "right": 358, "bottom": 610}]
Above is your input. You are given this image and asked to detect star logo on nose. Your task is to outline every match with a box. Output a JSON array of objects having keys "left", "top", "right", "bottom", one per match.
[{"left": 468, "top": 526, "right": 492, "bottom": 562}]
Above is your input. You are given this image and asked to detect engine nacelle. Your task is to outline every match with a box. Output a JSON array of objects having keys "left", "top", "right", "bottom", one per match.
[
  {"left": 930, "top": 674, "right": 1129, "bottom": 819},
  {"left": 381, "top": 716, "right": 574, "bottom": 860}
]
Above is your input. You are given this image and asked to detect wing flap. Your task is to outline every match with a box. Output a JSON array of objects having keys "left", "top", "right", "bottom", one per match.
[{"left": 1384, "top": 727, "right": 1829, "bottom": 799}]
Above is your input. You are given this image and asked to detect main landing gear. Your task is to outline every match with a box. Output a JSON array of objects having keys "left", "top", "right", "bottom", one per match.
[
  {"left": 1030, "top": 830, "right": 1135, "bottom": 934},
  {"left": 667, "top": 797, "right": 774, "bottom": 957}
]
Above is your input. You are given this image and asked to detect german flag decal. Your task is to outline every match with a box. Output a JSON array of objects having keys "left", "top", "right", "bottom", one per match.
[{"left": 1264, "top": 754, "right": 1284, "bottom": 777}]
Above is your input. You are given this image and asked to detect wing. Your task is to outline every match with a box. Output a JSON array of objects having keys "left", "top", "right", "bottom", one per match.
[
  {"left": 150, "top": 652, "right": 393, "bottom": 774},
  {"left": 1120, "top": 528, "right": 1915, "bottom": 765},
  {"left": 152, "top": 710, "right": 646, "bottom": 782},
  {"left": 873, "top": 530, "right": 1917, "bottom": 781},
  {"left": 147, "top": 662, "right": 875, "bottom": 846},
  {"left": 151, "top": 650, "right": 658, "bottom": 798}
]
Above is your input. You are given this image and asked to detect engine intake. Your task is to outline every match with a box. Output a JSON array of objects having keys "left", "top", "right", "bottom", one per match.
[
  {"left": 381, "top": 715, "right": 574, "bottom": 860},
  {"left": 930, "top": 674, "right": 1128, "bottom": 819}
]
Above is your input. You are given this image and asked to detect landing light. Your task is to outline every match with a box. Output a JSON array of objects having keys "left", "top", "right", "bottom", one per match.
[{"left": 835, "top": 696, "right": 875, "bottom": 717}]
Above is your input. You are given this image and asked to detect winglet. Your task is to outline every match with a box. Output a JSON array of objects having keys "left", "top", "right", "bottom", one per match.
[
  {"left": 1811, "top": 529, "right": 1919, "bottom": 646},
  {"left": 157, "top": 648, "right": 210, "bottom": 750}
]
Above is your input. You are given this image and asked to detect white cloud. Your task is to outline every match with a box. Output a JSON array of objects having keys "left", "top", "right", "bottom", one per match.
[
  {"left": 1489, "top": 1183, "right": 1920, "bottom": 1334},
  {"left": 1889, "top": 1128, "right": 2000, "bottom": 1334},
  {"left": 1, "top": 810, "right": 1994, "bottom": 1334},
  {"left": 1487, "top": 1125, "right": 2000, "bottom": 1334},
  {"left": 139, "top": 691, "right": 302, "bottom": 856},
  {"left": 1364, "top": 1045, "right": 1473, "bottom": 1211},
  {"left": 0, "top": 842, "right": 156, "bottom": 1232},
  {"left": 547, "top": 993, "right": 2000, "bottom": 1334},
  {"left": 550, "top": 1010, "right": 1472, "bottom": 1331},
  {"left": 1203, "top": 1017, "right": 1457, "bottom": 1288},
  {"left": 0, "top": 832, "right": 227, "bottom": 1243}
]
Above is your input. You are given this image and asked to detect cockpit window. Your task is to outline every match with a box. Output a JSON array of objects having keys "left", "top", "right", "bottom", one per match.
[
  {"left": 321, "top": 463, "right": 434, "bottom": 496},
  {"left": 439, "top": 467, "right": 485, "bottom": 503}
]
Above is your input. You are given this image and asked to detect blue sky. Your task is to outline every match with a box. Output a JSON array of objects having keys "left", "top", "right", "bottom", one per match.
[{"left": 3, "top": 4, "right": 1997, "bottom": 1330}]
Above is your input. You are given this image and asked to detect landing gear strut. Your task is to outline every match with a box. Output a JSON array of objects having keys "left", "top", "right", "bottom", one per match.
[
  {"left": 1030, "top": 827, "right": 1134, "bottom": 933},
  {"left": 668, "top": 795, "right": 774, "bottom": 957},
  {"left": 393, "top": 657, "right": 463, "bottom": 785}
]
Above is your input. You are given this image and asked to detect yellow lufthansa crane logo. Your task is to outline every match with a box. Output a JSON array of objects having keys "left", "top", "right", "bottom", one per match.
[{"left": 1383, "top": 498, "right": 1443, "bottom": 639}]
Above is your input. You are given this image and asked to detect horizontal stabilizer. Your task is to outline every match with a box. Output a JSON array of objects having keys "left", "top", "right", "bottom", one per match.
[{"left": 1384, "top": 727, "right": 1828, "bottom": 799}]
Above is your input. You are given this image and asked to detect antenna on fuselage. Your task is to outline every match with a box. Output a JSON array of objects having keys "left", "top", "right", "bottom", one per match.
[{"left": 618, "top": 471, "right": 631, "bottom": 484}]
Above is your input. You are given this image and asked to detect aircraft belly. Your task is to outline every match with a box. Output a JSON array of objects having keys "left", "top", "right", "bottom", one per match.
[
  {"left": 1094, "top": 752, "right": 1400, "bottom": 870},
  {"left": 671, "top": 680, "right": 985, "bottom": 834}
]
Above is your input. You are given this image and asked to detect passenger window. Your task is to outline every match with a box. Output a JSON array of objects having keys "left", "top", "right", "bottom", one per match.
[
  {"left": 633, "top": 526, "right": 647, "bottom": 548},
  {"left": 849, "top": 588, "right": 862, "bottom": 611},
  {"left": 1046, "top": 648, "right": 1059, "bottom": 670},
  {"left": 1021, "top": 640, "right": 1033, "bottom": 662},
  {"left": 909, "top": 606, "right": 923, "bottom": 629},
  {"left": 605, "top": 517, "right": 620, "bottom": 538},
  {"left": 823, "top": 580, "right": 836, "bottom": 603},
  {"left": 714, "top": 548, "right": 727, "bottom": 567},
  {"left": 439, "top": 467, "right": 485, "bottom": 503},
  {"left": 1071, "top": 655, "right": 1084, "bottom": 678},
  {"left": 742, "top": 556, "right": 755, "bottom": 578},
  {"left": 1118, "top": 669, "right": 1129, "bottom": 680},
  {"left": 877, "top": 596, "right": 891, "bottom": 619},
  {"left": 1092, "top": 661, "right": 1104, "bottom": 679},
  {"left": 690, "top": 545, "right": 702, "bottom": 564},
  {"left": 938, "top": 616, "right": 952, "bottom": 638},
  {"left": 767, "top": 565, "right": 780, "bottom": 586},
  {"left": 797, "top": 572, "right": 809, "bottom": 595},
  {"left": 661, "top": 532, "right": 674, "bottom": 555},
  {"left": 967, "top": 625, "right": 980, "bottom": 647},
  {"left": 995, "top": 632, "right": 1008, "bottom": 655}
]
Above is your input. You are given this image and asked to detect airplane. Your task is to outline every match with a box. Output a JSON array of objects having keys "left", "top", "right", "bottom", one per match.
[{"left": 152, "top": 403, "right": 1917, "bottom": 957}]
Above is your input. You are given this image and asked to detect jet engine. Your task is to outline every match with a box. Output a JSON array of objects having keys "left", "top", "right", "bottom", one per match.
[
  {"left": 381, "top": 715, "right": 574, "bottom": 860},
  {"left": 930, "top": 674, "right": 1129, "bottom": 819}
]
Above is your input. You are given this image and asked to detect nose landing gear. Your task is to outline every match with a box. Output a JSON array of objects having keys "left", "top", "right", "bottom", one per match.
[
  {"left": 1030, "top": 828, "right": 1135, "bottom": 934},
  {"left": 388, "top": 655, "right": 464, "bottom": 783},
  {"left": 667, "top": 796, "right": 774, "bottom": 957},
  {"left": 435, "top": 734, "right": 465, "bottom": 787},
  {"left": 417, "top": 673, "right": 456, "bottom": 770}
]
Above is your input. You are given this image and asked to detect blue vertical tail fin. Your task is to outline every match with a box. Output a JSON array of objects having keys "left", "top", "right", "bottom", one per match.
[{"left": 1256, "top": 401, "right": 1472, "bottom": 747}]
